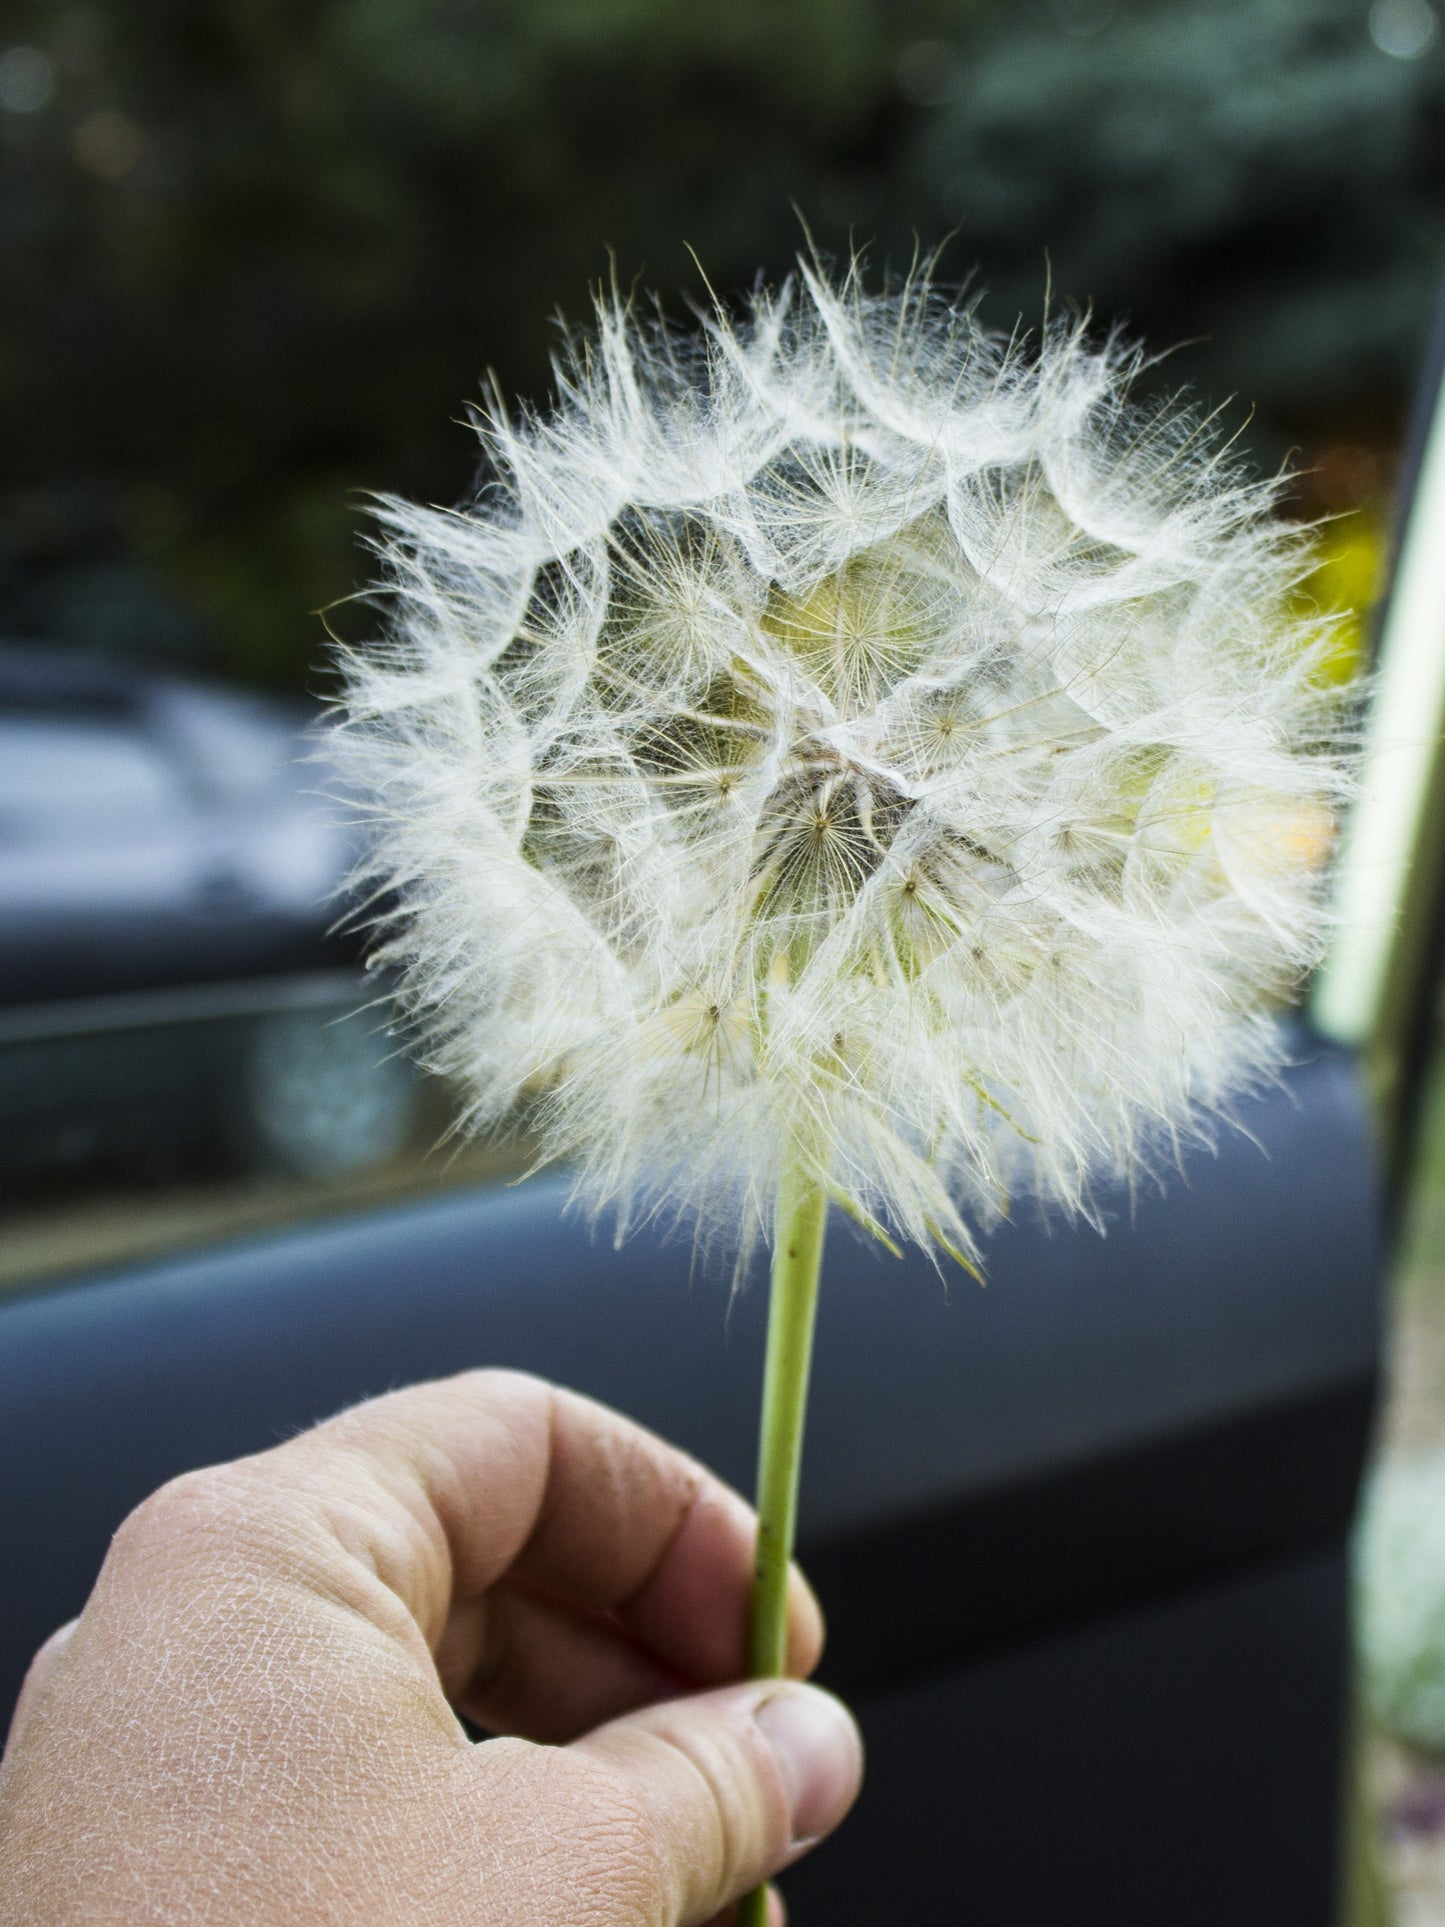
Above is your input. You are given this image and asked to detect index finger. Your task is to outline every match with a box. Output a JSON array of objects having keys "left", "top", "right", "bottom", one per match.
[{"left": 280, "top": 1369, "right": 824, "bottom": 1689}]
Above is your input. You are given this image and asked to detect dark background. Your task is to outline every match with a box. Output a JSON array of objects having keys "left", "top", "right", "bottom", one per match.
[{"left": 3, "top": 0, "right": 1442, "bottom": 690}]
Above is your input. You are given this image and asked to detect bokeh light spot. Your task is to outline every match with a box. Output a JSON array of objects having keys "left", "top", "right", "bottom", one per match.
[
  {"left": 0, "top": 45, "right": 55, "bottom": 114},
  {"left": 73, "top": 110, "right": 143, "bottom": 181},
  {"left": 1370, "top": 0, "right": 1438, "bottom": 58},
  {"left": 895, "top": 40, "right": 960, "bottom": 107}
]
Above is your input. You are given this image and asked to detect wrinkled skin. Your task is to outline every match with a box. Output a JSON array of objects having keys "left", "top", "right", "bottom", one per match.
[{"left": 0, "top": 1370, "right": 861, "bottom": 1925}]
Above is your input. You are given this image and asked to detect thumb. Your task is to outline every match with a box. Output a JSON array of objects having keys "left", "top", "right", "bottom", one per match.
[{"left": 565, "top": 1679, "right": 862, "bottom": 1926}]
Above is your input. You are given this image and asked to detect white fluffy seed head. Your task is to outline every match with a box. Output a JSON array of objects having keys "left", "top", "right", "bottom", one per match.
[{"left": 329, "top": 260, "right": 1353, "bottom": 1267}]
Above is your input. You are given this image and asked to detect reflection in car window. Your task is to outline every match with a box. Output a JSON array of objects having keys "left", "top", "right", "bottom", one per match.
[
  {"left": 160, "top": 692, "right": 307, "bottom": 804},
  {"left": 0, "top": 716, "right": 187, "bottom": 845}
]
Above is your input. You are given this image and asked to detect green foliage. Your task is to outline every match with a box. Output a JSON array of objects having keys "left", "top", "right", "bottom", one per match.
[
  {"left": 904, "top": 0, "right": 1445, "bottom": 426},
  {"left": 1357, "top": 1449, "right": 1445, "bottom": 1755},
  {"left": 1, "top": 0, "right": 952, "bottom": 682},
  {"left": 2, "top": 0, "right": 1441, "bottom": 685}
]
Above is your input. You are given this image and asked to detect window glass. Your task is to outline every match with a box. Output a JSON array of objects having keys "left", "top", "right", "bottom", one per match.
[{"left": 0, "top": 716, "right": 187, "bottom": 845}]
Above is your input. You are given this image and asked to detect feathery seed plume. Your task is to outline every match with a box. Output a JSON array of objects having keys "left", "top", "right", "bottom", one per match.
[{"left": 330, "top": 261, "right": 1350, "bottom": 1270}]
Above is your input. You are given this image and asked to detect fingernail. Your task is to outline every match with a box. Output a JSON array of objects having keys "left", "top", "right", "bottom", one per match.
[{"left": 755, "top": 1685, "right": 862, "bottom": 1845}]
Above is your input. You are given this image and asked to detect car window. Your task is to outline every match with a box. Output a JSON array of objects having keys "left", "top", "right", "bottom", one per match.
[
  {"left": 158, "top": 690, "right": 309, "bottom": 803},
  {"left": 0, "top": 714, "right": 189, "bottom": 846}
]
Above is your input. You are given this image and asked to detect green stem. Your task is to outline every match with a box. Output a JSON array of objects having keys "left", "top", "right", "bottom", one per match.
[{"left": 738, "top": 1160, "right": 829, "bottom": 1927}]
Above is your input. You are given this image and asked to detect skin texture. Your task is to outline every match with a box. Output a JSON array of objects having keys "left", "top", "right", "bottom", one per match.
[{"left": 0, "top": 1370, "right": 862, "bottom": 1926}]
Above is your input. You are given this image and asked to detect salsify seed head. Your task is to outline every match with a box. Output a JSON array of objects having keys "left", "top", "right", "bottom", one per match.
[{"left": 330, "top": 260, "right": 1352, "bottom": 1267}]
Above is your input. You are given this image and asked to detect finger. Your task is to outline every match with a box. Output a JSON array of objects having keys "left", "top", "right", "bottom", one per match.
[
  {"left": 472, "top": 1375, "right": 823, "bottom": 1682},
  {"left": 439, "top": 1577, "right": 685, "bottom": 1742},
  {"left": 4, "top": 1620, "right": 77, "bottom": 1755},
  {"left": 282, "top": 1370, "right": 823, "bottom": 1688},
  {"left": 565, "top": 1679, "right": 862, "bottom": 1926}
]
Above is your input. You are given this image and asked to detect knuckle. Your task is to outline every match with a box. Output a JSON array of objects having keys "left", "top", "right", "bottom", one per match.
[
  {"left": 110, "top": 1462, "right": 265, "bottom": 1567},
  {"left": 416, "top": 1365, "right": 551, "bottom": 1418},
  {"left": 566, "top": 1753, "right": 676, "bottom": 1923},
  {"left": 591, "top": 1719, "right": 771, "bottom": 1920},
  {"left": 485, "top": 1741, "right": 677, "bottom": 1926},
  {"left": 658, "top": 1722, "right": 768, "bottom": 1901}
]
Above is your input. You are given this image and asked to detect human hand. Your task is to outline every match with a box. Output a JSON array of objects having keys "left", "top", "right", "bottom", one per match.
[{"left": 0, "top": 1370, "right": 861, "bottom": 1924}]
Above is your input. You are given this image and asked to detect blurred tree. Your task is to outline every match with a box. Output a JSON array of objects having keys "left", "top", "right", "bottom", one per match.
[
  {"left": 904, "top": 0, "right": 1445, "bottom": 439},
  {"left": 0, "top": 0, "right": 947, "bottom": 681},
  {"left": 0, "top": 0, "right": 1440, "bottom": 685}
]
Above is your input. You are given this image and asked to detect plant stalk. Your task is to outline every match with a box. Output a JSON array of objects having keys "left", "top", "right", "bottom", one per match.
[{"left": 738, "top": 1161, "right": 829, "bottom": 1927}]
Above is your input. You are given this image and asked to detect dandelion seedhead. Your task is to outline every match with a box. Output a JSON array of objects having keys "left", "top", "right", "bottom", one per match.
[{"left": 331, "top": 260, "right": 1351, "bottom": 1267}]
